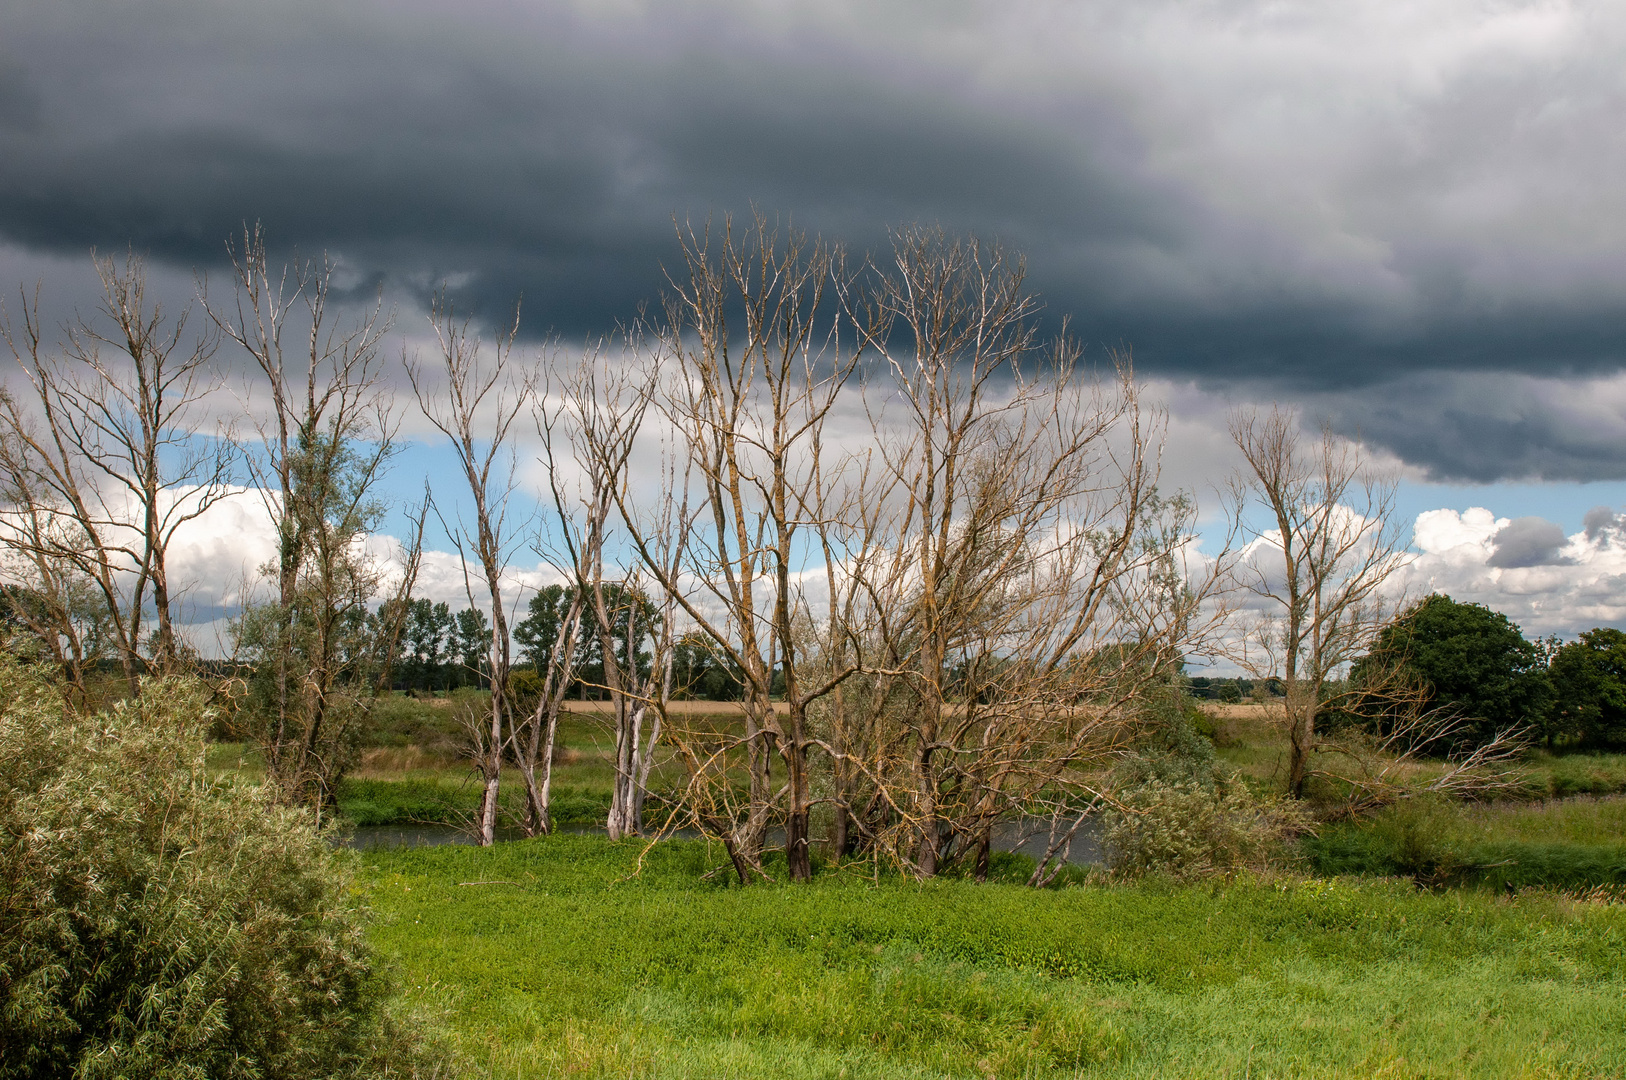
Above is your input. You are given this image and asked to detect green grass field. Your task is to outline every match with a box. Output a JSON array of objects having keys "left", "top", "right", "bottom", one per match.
[
  {"left": 208, "top": 692, "right": 713, "bottom": 829},
  {"left": 1304, "top": 796, "right": 1626, "bottom": 889},
  {"left": 364, "top": 836, "right": 1626, "bottom": 1079},
  {"left": 200, "top": 692, "right": 1626, "bottom": 1076}
]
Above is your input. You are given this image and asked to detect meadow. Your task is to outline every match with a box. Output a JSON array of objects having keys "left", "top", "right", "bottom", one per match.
[
  {"left": 279, "top": 694, "right": 1626, "bottom": 836},
  {"left": 364, "top": 835, "right": 1626, "bottom": 1079},
  {"left": 1304, "top": 795, "right": 1626, "bottom": 889},
  {"left": 209, "top": 692, "right": 698, "bottom": 829},
  {"left": 207, "top": 691, "right": 1626, "bottom": 1077},
  {"left": 1206, "top": 704, "right": 1626, "bottom": 801}
]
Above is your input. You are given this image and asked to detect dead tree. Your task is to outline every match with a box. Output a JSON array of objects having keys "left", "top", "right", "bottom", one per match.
[
  {"left": 603, "top": 565, "right": 678, "bottom": 839},
  {"left": 407, "top": 297, "right": 531, "bottom": 847},
  {"left": 0, "top": 254, "right": 233, "bottom": 697},
  {"left": 206, "top": 226, "right": 419, "bottom": 818},
  {"left": 0, "top": 520, "right": 111, "bottom": 706},
  {"left": 1227, "top": 407, "right": 1410, "bottom": 798},
  {"left": 604, "top": 215, "right": 862, "bottom": 882},
  {"left": 832, "top": 227, "right": 1225, "bottom": 881},
  {"left": 1311, "top": 641, "right": 1528, "bottom": 815},
  {"left": 532, "top": 339, "right": 685, "bottom": 841},
  {"left": 513, "top": 344, "right": 613, "bottom": 838}
]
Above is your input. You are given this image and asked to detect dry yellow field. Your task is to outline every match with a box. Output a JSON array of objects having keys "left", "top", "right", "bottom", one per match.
[
  {"left": 1197, "top": 702, "right": 1282, "bottom": 720},
  {"left": 559, "top": 698, "right": 785, "bottom": 717}
]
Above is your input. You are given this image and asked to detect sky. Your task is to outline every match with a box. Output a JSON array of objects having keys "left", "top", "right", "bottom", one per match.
[{"left": 1, "top": 0, "right": 1625, "bottom": 646}]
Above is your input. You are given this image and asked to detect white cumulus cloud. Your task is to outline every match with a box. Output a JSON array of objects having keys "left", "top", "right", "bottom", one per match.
[{"left": 1398, "top": 506, "right": 1626, "bottom": 637}]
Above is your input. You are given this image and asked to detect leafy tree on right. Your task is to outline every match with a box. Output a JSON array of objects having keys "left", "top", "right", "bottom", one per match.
[
  {"left": 1547, "top": 627, "right": 1626, "bottom": 748},
  {"left": 1356, "top": 593, "right": 1551, "bottom": 751}
]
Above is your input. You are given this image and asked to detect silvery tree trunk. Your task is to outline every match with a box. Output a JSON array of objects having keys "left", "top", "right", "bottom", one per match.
[
  {"left": 408, "top": 296, "right": 530, "bottom": 846},
  {"left": 605, "top": 576, "right": 677, "bottom": 840}
]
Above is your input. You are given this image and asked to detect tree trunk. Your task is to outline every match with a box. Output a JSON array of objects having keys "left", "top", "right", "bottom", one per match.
[
  {"left": 784, "top": 732, "right": 812, "bottom": 882},
  {"left": 477, "top": 685, "right": 503, "bottom": 845},
  {"left": 1287, "top": 697, "right": 1313, "bottom": 799}
]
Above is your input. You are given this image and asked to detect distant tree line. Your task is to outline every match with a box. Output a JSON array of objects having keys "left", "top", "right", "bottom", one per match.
[
  {"left": 1186, "top": 676, "right": 1284, "bottom": 703},
  {"left": 1343, "top": 592, "right": 1626, "bottom": 752},
  {"left": 393, "top": 586, "right": 746, "bottom": 700},
  {"left": 393, "top": 598, "right": 488, "bottom": 691}
]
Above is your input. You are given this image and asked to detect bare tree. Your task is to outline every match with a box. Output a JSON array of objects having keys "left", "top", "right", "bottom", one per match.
[
  {"left": 0, "top": 536, "right": 111, "bottom": 706},
  {"left": 560, "top": 350, "right": 683, "bottom": 840},
  {"left": 1317, "top": 709, "right": 1529, "bottom": 817},
  {"left": 407, "top": 297, "right": 531, "bottom": 847},
  {"left": 513, "top": 344, "right": 616, "bottom": 838},
  {"left": 207, "top": 227, "right": 419, "bottom": 817},
  {"left": 831, "top": 227, "right": 1221, "bottom": 881},
  {"left": 0, "top": 254, "right": 233, "bottom": 697},
  {"left": 1227, "top": 407, "right": 1410, "bottom": 798},
  {"left": 1306, "top": 643, "right": 1529, "bottom": 816},
  {"left": 599, "top": 564, "right": 679, "bottom": 840},
  {"left": 603, "top": 214, "right": 862, "bottom": 883},
  {"left": 526, "top": 336, "right": 688, "bottom": 841}
]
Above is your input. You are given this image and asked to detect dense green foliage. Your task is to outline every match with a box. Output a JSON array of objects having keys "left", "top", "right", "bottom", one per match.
[
  {"left": 366, "top": 834, "right": 1626, "bottom": 1079},
  {"left": 397, "top": 598, "right": 494, "bottom": 692},
  {"left": 1359, "top": 593, "right": 1552, "bottom": 748},
  {"left": 1548, "top": 627, "right": 1626, "bottom": 747},
  {"left": 0, "top": 658, "right": 442, "bottom": 1079},
  {"left": 514, "top": 586, "right": 742, "bottom": 701},
  {"left": 510, "top": 583, "right": 663, "bottom": 699}
]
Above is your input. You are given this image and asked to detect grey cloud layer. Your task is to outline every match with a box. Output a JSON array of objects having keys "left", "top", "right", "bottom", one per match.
[
  {"left": 1487, "top": 516, "right": 1572, "bottom": 568},
  {"left": 2, "top": 0, "right": 1625, "bottom": 478},
  {"left": 1305, "top": 367, "right": 1626, "bottom": 482}
]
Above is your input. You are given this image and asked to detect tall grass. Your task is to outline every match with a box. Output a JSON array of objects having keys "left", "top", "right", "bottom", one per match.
[
  {"left": 1522, "top": 750, "right": 1626, "bottom": 798},
  {"left": 338, "top": 776, "right": 608, "bottom": 827},
  {"left": 364, "top": 835, "right": 1626, "bottom": 1079},
  {"left": 1304, "top": 797, "right": 1626, "bottom": 888}
]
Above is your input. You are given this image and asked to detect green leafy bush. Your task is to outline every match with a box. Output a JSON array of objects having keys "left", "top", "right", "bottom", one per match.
[
  {"left": 1355, "top": 593, "right": 1551, "bottom": 750},
  {"left": 1102, "top": 776, "right": 1309, "bottom": 880},
  {"left": 0, "top": 657, "right": 448, "bottom": 1079},
  {"left": 1548, "top": 628, "right": 1626, "bottom": 748},
  {"left": 1102, "top": 695, "right": 1310, "bottom": 879}
]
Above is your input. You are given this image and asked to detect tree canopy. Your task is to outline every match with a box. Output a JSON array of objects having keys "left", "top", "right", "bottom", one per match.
[
  {"left": 1360, "top": 593, "right": 1551, "bottom": 748},
  {"left": 1547, "top": 627, "right": 1626, "bottom": 748}
]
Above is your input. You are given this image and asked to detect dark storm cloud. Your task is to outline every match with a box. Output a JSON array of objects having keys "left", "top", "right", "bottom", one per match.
[
  {"left": 0, "top": 1, "right": 1185, "bottom": 332},
  {"left": 1487, "top": 516, "right": 1572, "bottom": 569},
  {"left": 2, "top": 1, "right": 1625, "bottom": 478},
  {"left": 1313, "top": 367, "right": 1626, "bottom": 483}
]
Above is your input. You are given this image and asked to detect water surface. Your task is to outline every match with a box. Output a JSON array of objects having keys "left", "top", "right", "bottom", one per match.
[{"left": 348, "top": 816, "right": 1104, "bottom": 864}]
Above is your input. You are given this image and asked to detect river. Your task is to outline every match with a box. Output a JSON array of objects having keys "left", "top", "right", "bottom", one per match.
[{"left": 346, "top": 816, "right": 1103, "bottom": 864}]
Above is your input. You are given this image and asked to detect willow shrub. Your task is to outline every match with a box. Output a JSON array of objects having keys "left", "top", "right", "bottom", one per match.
[
  {"left": 0, "top": 656, "right": 446, "bottom": 1080},
  {"left": 1102, "top": 776, "right": 1311, "bottom": 880},
  {"left": 1101, "top": 696, "right": 1312, "bottom": 880}
]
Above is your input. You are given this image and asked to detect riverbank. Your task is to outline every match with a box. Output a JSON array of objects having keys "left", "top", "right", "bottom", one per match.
[
  {"left": 208, "top": 692, "right": 1626, "bottom": 838},
  {"left": 363, "top": 835, "right": 1626, "bottom": 1079}
]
